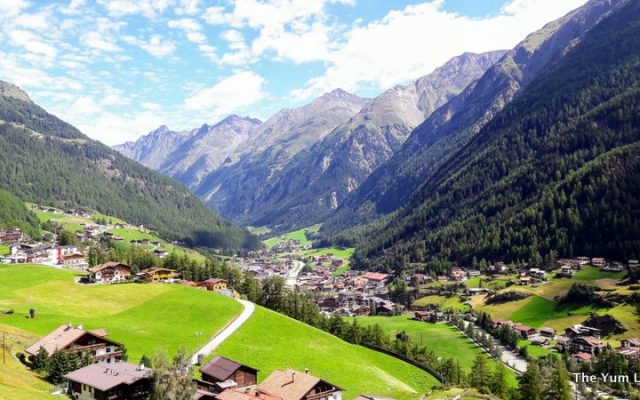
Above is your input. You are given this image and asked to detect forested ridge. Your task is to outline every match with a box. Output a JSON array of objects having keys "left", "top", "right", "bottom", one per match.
[
  {"left": 342, "top": 1, "right": 640, "bottom": 271},
  {"left": 0, "top": 188, "right": 40, "bottom": 239},
  {"left": 0, "top": 87, "right": 260, "bottom": 250}
]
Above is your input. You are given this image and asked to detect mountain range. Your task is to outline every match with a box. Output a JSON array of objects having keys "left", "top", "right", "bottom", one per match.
[
  {"left": 116, "top": 51, "right": 505, "bottom": 230},
  {"left": 0, "top": 80, "right": 259, "bottom": 250},
  {"left": 112, "top": 0, "right": 640, "bottom": 270}
]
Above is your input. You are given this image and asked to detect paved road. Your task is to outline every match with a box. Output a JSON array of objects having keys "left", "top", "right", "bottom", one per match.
[
  {"left": 285, "top": 260, "right": 305, "bottom": 289},
  {"left": 190, "top": 299, "right": 255, "bottom": 365}
]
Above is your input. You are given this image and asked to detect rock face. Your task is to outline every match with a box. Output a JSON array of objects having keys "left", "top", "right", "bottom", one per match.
[
  {"left": 113, "top": 125, "right": 193, "bottom": 170},
  {"left": 217, "top": 51, "right": 506, "bottom": 229},
  {"left": 323, "top": 0, "right": 630, "bottom": 234}
]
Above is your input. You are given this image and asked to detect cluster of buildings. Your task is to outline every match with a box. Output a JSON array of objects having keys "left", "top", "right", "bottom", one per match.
[
  {"left": 0, "top": 238, "right": 87, "bottom": 270},
  {"left": 24, "top": 325, "right": 349, "bottom": 400},
  {"left": 238, "top": 256, "right": 298, "bottom": 282}
]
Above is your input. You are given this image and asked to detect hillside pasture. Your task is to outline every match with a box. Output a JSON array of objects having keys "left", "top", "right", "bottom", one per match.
[
  {"left": 215, "top": 307, "right": 440, "bottom": 400},
  {"left": 0, "top": 264, "right": 242, "bottom": 362},
  {"left": 413, "top": 295, "right": 469, "bottom": 312}
]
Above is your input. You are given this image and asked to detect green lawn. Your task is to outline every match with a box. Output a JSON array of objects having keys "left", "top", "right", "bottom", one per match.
[
  {"left": 413, "top": 295, "right": 469, "bottom": 312},
  {"left": 215, "top": 307, "right": 439, "bottom": 400},
  {"left": 0, "top": 244, "right": 9, "bottom": 256},
  {"left": 263, "top": 224, "right": 322, "bottom": 248},
  {"left": 572, "top": 266, "right": 626, "bottom": 281},
  {"left": 356, "top": 315, "right": 517, "bottom": 387},
  {"left": 0, "top": 264, "right": 242, "bottom": 361}
]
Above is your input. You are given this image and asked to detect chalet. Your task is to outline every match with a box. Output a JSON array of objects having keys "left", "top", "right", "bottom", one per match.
[
  {"left": 201, "top": 356, "right": 258, "bottom": 388},
  {"left": 88, "top": 262, "right": 132, "bottom": 283},
  {"left": 411, "top": 274, "right": 430, "bottom": 285},
  {"left": 137, "top": 267, "right": 179, "bottom": 282},
  {"left": 216, "top": 388, "right": 280, "bottom": 400},
  {"left": 575, "top": 257, "right": 591, "bottom": 265},
  {"left": 202, "top": 278, "right": 228, "bottom": 292},
  {"left": 414, "top": 311, "right": 445, "bottom": 323},
  {"left": 64, "top": 362, "right": 152, "bottom": 400},
  {"left": 449, "top": 267, "right": 467, "bottom": 282},
  {"left": 629, "top": 259, "right": 640, "bottom": 270},
  {"left": 573, "top": 352, "right": 593, "bottom": 363},
  {"left": 512, "top": 324, "right": 537, "bottom": 339},
  {"left": 489, "top": 262, "right": 509, "bottom": 274},
  {"left": 591, "top": 257, "right": 607, "bottom": 267},
  {"left": 0, "top": 228, "right": 24, "bottom": 243},
  {"left": 518, "top": 276, "right": 531, "bottom": 285},
  {"left": 528, "top": 268, "right": 547, "bottom": 281},
  {"left": 25, "top": 324, "right": 124, "bottom": 364},
  {"left": 616, "top": 338, "right": 640, "bottom": 358},
  {"left": 565, "top": 324, "right": 601, "bottom": 338},
  {"left": 465, "top": 269, "right": 481, "bottom": 277},
  {"left": 539, "top": 327, "right": 556, "bottom": 338},
  {"left": 465, "top": 288, "right": 489, "bottom": 296},
  {"left": 602, "top": 261, "right": 624, "bottom": 272},
  {"left": 111, "top": 235, "right": 124, "bottom": 241},
  {"left": 62, "top": 252, "right": 88, "bottom": 269},
  {"left": 362, "top": 272, "right": 392, "bottom": 284},
  {"left": 257, "top": 369, "right": 343, "bottom": 400},
  {"left": 558, "top": 265, "right": 575, "bottom": 277},
  {"left": 570, "top": 336, "right": 605, "bottom": 355},
  {"left": 376, "top": 303, "right": 395, "bottom": 316}
]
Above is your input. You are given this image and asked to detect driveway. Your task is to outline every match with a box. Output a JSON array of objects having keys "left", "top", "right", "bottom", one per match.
[{"left": 190, "top": 299, "right": 255, "bottom": 365}]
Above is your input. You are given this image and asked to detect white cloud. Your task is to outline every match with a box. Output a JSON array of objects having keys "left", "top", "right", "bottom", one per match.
[
  {"left": 124, "top": 34, "right": 176, "bottom": 58},
  {"left": 291, "top": 0, "right": 587, "bottom": 100},
  {"left": 7, "top": 29, "right": 58, "bottom": 65},
  {"left": 0, "top": 0, "right": 30, "bottom": 19},
  {"left": 96, "top": 0, "right": 174, "bottom": 19},
  {"left": 184, "top": 71, "right": 266, "bottom": 119}
]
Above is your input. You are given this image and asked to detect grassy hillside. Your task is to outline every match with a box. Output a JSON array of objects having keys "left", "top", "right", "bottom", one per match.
[
  {"left": 357, "top": 315, "right": 517, "bottom": 386},
  {"left": 0, "top": 189, "right": 40, "bottom": 239},
  {"left": 0, "top": 85, "right": 258, "bottom": 250},
  {"left": 215, "top": 307, "right": 439, "bottom": 400},
  {"left": 0, "top": 264, "right": 242, "bottom": 361},
  {"left": 0, "top": 325, "right": 54, "bottom": 399}
]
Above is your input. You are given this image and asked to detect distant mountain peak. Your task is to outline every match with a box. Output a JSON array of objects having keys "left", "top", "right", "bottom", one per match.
[{"left": 0, "top": 80, "right": 32, "bottom": 103}]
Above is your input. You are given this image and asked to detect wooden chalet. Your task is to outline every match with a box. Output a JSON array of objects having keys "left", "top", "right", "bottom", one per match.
[
  {"left": 88, "top": 262, "right": 132, "bottom": 283},
  {"left": 64, "top": 362, "right": 152, "bottom": 400},
  {"left": 201, "top": 278, "right": 228, "bottom": 292},
  {"left": 0, "top": 228, "right": 25, "bottom": 243},
  {"left": 137, "top": 267, "right": 179, "bottom": 282},
  {"left": 512, "top": 323, "right": 536, "bottom": 339},
  {"left": 62, "top": 252, "right": 88, "bottom": 269},
  {"left": 25, "top": 324, "right": 124, "bottom": 364},
  {"left": 617, "top": 338, "right": 640, "bottom": 358},
  {"left": 201, "top": 356, "right": 258, "bottom": 388},
  {"left": 257, "top": 369, "right": 343, "bottom": 400},
  {"left": 570, "top": 336, "right": 605, "bottom": 355}
]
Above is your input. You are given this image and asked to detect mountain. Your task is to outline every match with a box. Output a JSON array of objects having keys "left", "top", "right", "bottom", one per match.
[
  {"left": 342, "top": 0, "right": 640, "bottom": 271},
  {"left": 113, "top": 125, "right": 193, "bottom": 170},
  {"left": 160, "top": 115, "right": 262, "bottom": 188},
  {"left": 226, "top": 51, "right": 506, "bottom": 230},
  {"left": 322, "top": 0, "right": 631, "bottom": 235},
  {"left": 192, "top": 89, "right": 369, "bottom": 221},
  {"left": 0, "top": 80, "right": 259, "bottom": 250}
]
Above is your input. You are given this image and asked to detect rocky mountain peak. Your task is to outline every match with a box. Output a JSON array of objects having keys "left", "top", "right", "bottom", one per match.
[{"left": 0, "top": 80, "right": 33, "bottom": 103}]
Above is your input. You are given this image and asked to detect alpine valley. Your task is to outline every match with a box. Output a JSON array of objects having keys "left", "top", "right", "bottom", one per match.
[{"left": 2, "top": 1, "right": 640, "bottom": 400}]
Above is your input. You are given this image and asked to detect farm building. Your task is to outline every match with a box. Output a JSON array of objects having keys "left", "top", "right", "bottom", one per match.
[
  {"left": 201, "top": 355, "right": 258, "bottom": 388},
  {"left": 201, "top": 278, "right": 228, "bottom": 292}
]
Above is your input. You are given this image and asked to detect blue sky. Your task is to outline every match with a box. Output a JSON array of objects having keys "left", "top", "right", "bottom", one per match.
[{"left": 0, "top": 0, "right": 586, "bottom": 145}]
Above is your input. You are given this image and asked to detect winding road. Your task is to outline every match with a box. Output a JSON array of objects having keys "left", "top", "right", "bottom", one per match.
[
  {"left": 190, "top": 298, "right": 255, "bottom": 365},
  {"left": 285, "top": 260, "right": 305, "bottom": 289}
]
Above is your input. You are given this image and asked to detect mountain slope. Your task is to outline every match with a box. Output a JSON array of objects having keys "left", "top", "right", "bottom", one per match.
[
  {"left": 0, "top": 189, "right": 40, "bottom": 239},
  {"left": 349, "top": 0, "right": 640, "bottom": 270},
  {"left": 243, "top": 51, "right": 506, "bottom": 230},
  {"left": 193, "top": 89, "right": 369, "bottom": 221},
  {"left": 113, "top": 125, "right": 193, "bottom": 170},
  {"left": 0, "top": 81, "right": 259, "bottom": 250},
  {"left": 160, "top": 115, "right": 262, "bottom": 188},
  {"left": 323, "top": 0, "right": 629, "bottom": 234}
]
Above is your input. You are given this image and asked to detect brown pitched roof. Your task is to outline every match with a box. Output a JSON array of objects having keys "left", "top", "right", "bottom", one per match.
[
  {"left": 88, "top": 261, "right": 130, "bottom": 274},
  {"left": 64, "top": 362, "right": 151, "bottom": 391},
  {"left": 216, "top": 388, "right": 281, "bottom": 400},
  {"left": 201, "top": 356, "right": 255, "bottom": 382},
  {"left": 257, "top": 369, "right": 342, "bottom": 400},
  {"left": 25, "top": 324, "right": 85, "bottom": 356},
  {"left": 88, "top": 328, "right": 108, "bottom": 337}
]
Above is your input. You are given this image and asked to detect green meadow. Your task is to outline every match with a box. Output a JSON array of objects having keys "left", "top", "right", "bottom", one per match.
[
  {"left": 356, "top": 315, "right": 517, "bottom": 386},
  {"left": 215, "top": 307, "right": 440, "bottom": 400},
  {"left": 0, "top": 264, "right": 242, "bottom": 362}
]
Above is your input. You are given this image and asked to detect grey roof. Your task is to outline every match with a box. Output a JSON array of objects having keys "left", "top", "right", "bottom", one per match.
[
  {"left": 201, "top": 356, "right": 256, "bottom": 381},
  {"left": 64, "top": 362, "right": 151, "bottom": 392}
]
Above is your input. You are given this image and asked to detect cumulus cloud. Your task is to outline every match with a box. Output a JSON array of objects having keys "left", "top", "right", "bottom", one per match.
[
  {"left": 124, "top": 34, "right": 176, "bottom": 58},
  {"left": 184, "top": 71, "right": 266, "bottom": 119},
  {"left": 290, "top": 0, "right": 587, "bottom": 99}
]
